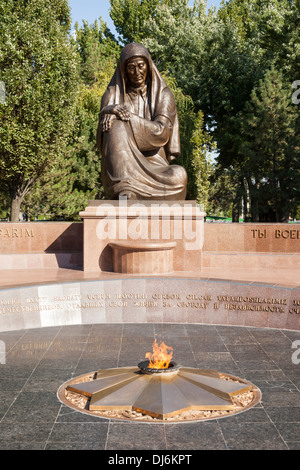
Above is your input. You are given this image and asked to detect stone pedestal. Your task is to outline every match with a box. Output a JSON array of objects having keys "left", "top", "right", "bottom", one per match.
[
  {"left": 79, "top": 200, "right": 205, "bottom": 273},
  {"left": 109, "top": 240, "right": 177, "bottom": 274}
]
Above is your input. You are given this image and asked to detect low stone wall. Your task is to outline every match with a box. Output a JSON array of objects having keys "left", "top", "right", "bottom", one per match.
[
  {"left": 0, "top": 220, "right": 299, "bottom": 332},
  {"left": 204, "top": 223, "right": 300, "bottom": 253},
  {"left": 0, "top": 222, "right": 83, "bottom": 254},
  {"left": 0, "top": 221, "right": 299, "bottom": 255}
]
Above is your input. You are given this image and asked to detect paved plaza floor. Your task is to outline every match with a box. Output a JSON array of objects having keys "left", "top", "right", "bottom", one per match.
[{"left": 1, "top": 322, "right": 300, "bottom": 451}]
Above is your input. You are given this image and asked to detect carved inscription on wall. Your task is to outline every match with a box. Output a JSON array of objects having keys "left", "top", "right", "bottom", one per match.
[
  {"left": 1, "top": 225, "right": 299, "bottom": 241},
  {"left": 0, "top": 291, "right": 297, "bottom": 316},
  {"left": 0, "top": 227, "right": 35, "bottom": 238},
  {"left": 251, "top": 228, "right": 300, "bottom": 239}
]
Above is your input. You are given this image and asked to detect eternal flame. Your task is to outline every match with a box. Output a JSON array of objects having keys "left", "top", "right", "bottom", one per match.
[{"left": 97, "top": 43, "right": 187, "bottom": 200}]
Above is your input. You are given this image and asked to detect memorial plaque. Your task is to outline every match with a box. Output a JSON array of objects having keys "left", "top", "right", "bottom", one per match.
[{"left": 0, "top": 278, "right": 299, "bottom": 332}]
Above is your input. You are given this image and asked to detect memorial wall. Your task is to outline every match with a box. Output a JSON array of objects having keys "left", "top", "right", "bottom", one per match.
[
  {"left": 1, "top": 221, "right": 299, "bottom": 254},
  {"left": 0, "top": 221, "right": 299, "bottom": 332},
  {"left": 203, "top": 223, "right": 300, "bottom": 253},
  {"left": 0, "top": 222, "right": 83, "bottom": 254}
]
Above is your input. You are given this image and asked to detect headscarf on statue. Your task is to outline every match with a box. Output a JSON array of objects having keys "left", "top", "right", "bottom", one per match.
[{"left": 97, "top": 43, "right": 180, "bottom": 163}]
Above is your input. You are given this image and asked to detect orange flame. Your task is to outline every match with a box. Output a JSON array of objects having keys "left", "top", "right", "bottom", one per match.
[{"left": 145, "top": 338, "right": 173, "bottom": 369}]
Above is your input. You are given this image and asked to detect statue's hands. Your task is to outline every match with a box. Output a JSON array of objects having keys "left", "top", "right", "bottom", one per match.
[
  {"left": 101, "top": 114, "right": 116, "bottom": 132},
  {"left": 113, "top": 105, "right": 131, "bottom": 121},
  {"left": 100, "top": 105, "right": 131, "bottom": 132}
]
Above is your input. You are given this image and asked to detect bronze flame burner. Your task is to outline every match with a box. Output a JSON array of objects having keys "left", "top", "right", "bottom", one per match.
[
  {"left": 61, "top": 363, "right": 260, "bottom": 420},
  {"left": 59, "top": 336, "right": 261, "bottom": 420},
  {"left": 138, "top": 360, "right": 179, "bottom": 375}
]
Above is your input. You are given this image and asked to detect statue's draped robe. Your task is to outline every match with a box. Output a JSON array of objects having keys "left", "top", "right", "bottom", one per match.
[{"left": 97, "top": 43, "right": 187, "bottom": 200}]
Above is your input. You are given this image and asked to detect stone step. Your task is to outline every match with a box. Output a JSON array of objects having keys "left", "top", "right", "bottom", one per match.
[
  {"left": 202, "top": 251, "right": 300, "bottom": 270},
  {"left": 0, "top": 252, "right": 83, "bottom": 270}
]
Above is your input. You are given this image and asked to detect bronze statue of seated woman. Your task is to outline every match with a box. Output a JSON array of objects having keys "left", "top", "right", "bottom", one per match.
[{"left": 97, "top": 43, "right": 187, "bottom": 201}]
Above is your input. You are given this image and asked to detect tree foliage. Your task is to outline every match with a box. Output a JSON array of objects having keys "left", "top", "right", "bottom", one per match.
[
  {"left": 210, "top": 0, "right": 300, "bottom": 221},
  {"left": 140, "top": 0, "right": 216, "bottom": 106},
  {"left": 190, "top": 110, "right": 216, "bottom": 207},
  {"left": 218, "top": 0, "right": 299, "bottom": 80},
  {"left": 0, "top": 0, "right": 79, "bottom": 221},
  {"left": 110, "top": 0, "right": 162, "bottom": 44},
  {"left": 1, "top": 0, "right": 298, "bottom": 222},
  {"left": 24, "top": 18, "right": 121, "bottom": 220},
  {"left": 240, "top": 66, "right": 300, "bottom": 222}
]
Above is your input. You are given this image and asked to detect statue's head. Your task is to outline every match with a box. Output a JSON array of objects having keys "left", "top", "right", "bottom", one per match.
[
  {"left": 121, "top": 43, "right": 150, "bottom": 89},
  {"left": 125, "top": 56, "right": 148, "bottom": 89}
]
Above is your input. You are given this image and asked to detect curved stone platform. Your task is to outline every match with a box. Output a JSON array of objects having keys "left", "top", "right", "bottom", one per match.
[
  {"left": 0, "top": 268, "right": 299, "bottom": 332},
  {"left": 0, "top": 219, "right": 299, "bottom": 333},
  {"left": 1, "top": 322, "right": 300, "bottom": 450}
]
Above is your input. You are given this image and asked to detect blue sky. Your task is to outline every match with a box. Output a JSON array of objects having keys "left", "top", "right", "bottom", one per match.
[{"left": 68, "top": 0, "right": 221, "bottom": 32}]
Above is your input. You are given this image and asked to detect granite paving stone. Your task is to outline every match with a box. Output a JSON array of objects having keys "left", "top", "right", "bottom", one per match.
[
  {"left": 46, "top": 422, "right": 109, "bottom": 449},
  {"left": 0, "top": 323, "right": 300, "bottom": 451},
  {"left": 106, "top": 422, "right": 167, "bottom": 450},
  {"left": 165, "top": 422, "right": 227, "bottom": 450},
  {"left": 218, "top": 421, "right": 288, "bottom": 450}
]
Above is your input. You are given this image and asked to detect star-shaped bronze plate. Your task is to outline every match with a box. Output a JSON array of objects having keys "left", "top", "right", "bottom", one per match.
[{"left": 66, "top": 366, "right": 253, "bottom": 419}]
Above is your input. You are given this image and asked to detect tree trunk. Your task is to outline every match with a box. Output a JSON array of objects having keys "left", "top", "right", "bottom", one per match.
[
  {"left": 248, "top": 180, "right": 260, "bottom": 222},
  {"left": 10, "top": 193, "right": 23, "bottom": 222},
  {"left": 232, "top": 197, "right": 240, "bottom": 222},
  {"left": 243, "top": 177, "right": 251, "bottom": 222},
  {"left": 9, "top": 178, "right": 34, "bottom": 222}
]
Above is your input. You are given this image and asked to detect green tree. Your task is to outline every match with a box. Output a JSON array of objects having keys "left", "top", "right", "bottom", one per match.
[
  {"left": 0, "top": 189, "right": 9, "bottom": 220},
  {"left": 141, "top": 0, "right": 217, "bottom": 106},
  {"left": 190, "top": 110, "right": 215, "bottom": 207},
  {"left": 74, "top": 18, "right": 120, "bottom": 85},
  {"left": 25, "top": 19, "right": 121, "bottom": 220},
  {"left": 196, "top": 17, "right": 259, "bottom": 219},
  {"left": 207, "top": 165, "right": 241, "bottom": 219},
  {"left": 199, "top": 0, "right": 300, "bottom": 221},
  {"left": 218, "top": 0, "right": 299, "bottom": 80},
  {"left": 0, "top": 0, "right": 79, "bottom": 221},
  {"left": 240, "top": 66, "right": 300, "bottom": 222},
  {"left": 110, "top": 0, "right": 161, "bottom": 44}
]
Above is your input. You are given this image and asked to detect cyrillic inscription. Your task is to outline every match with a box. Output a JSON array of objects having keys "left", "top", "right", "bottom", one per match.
[
  {"left": 251, "top": 228, "right": 300, "bottom": 240},
  {"left": 289, "top": 299, "right": 300, "bottom": 315},
  {"left": 0, "top": 291, "right": 293, "bottom": 317}
]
